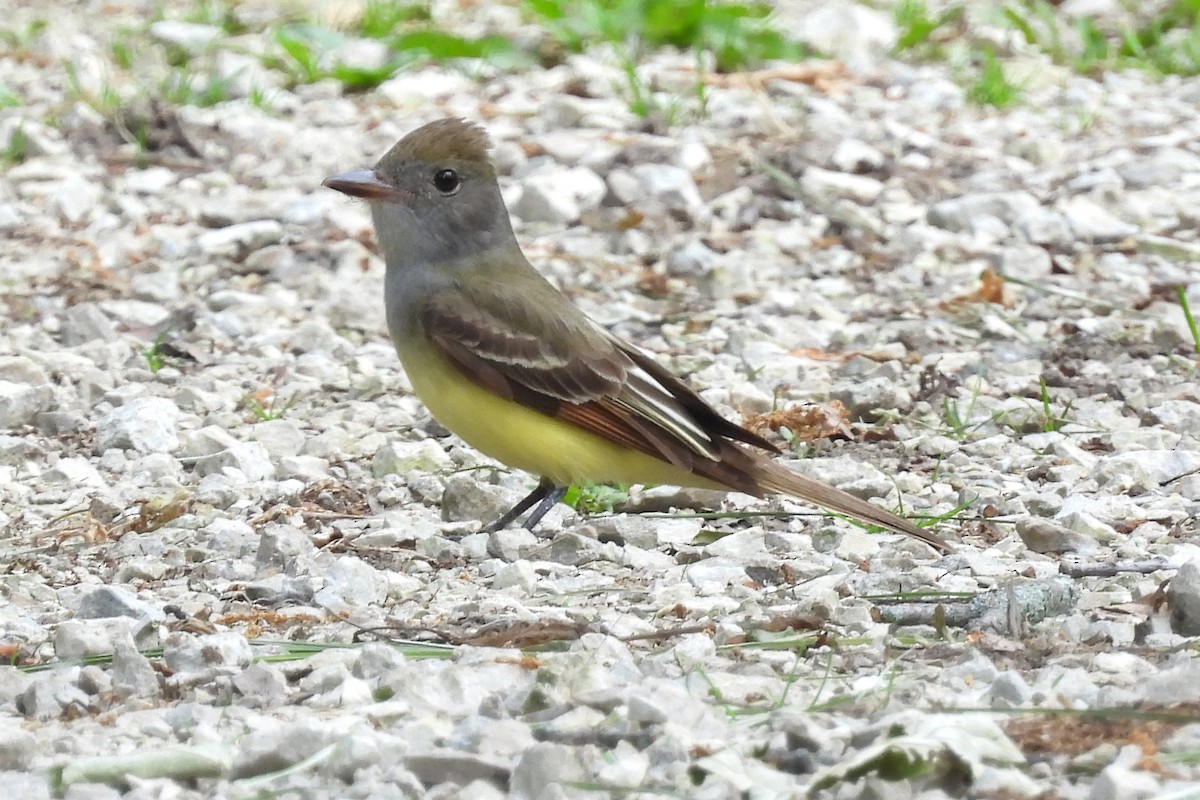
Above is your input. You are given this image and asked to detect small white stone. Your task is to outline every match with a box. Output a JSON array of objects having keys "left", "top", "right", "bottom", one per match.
[
  {"left": 1058, "top": 195, "right": 1137, "bottom": 243},
  {"left": 315, "top": 556, "right": 389, "bottom": 608},
  {"left": 512, "top": 165, "right": 606, "bottom": 224},
  {"left": 53, "top": 174, "right": 103, "bottom": 224},
  {"left": 377, "top": 69, "right": 477, "bottom": 103},
  {"left": 790, "top": 1, "right": 897, "bottom": 70},
  {"left": 493, "top": 560, "right": 538, "bottom": 592},
  {"left": 0, "top": 381, "right": 51, "bottom": 428},
  {"left": 801, "top": 166, "right": 884, "bottom": 205},
  {"left": 123, "top": 167, "right": 177, "bottom": 195},
  {"left": 326, "top": 38, "right": 390, "bottom": 73},
  {"left": 372, "top": 439, "right": 453, "bottom": 477},
  {"left": 163, "top": 632, "right": 253, "bottom": 673},
  {"left": 185, "top": 426, "right": 276, "bottom": 481},
  {"left": 196, "top": 220, "right": 283, "bottom": 257},
  {"left": 830, "top": 139, "right": 885, "bottom": 173},
  {"left": 249, "top": 419, "right": 306, "bottom": 460},
  {"left": 685, "top": 557, "right": 749, "bottom": 592},
  {"left": 42, "top": 456, "right": 104, "bottom": 487},
  {"left": 95, "top": 397, "right": 180, "bottom": 454},
  {"left": 278, "top": 455, "right": 330, "bottom": 481},
  {"left": 149, "top": 20, "right": 221, "bottom": 52},
  {"left": 630, "top": 163, "right": 704, "bottom": 214}
]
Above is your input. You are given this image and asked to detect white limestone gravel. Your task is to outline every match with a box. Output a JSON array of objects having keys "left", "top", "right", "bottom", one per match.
[{"left": 2, "top": 0, "right": 1200, "bottom": 798}]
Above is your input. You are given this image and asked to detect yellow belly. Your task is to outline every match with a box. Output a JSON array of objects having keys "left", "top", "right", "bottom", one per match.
[{"left": 396, "top": 341, "right": 722, "bottom": 489}]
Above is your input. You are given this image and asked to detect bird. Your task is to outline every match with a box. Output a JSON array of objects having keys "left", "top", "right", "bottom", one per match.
[{"left": 323, "top": 118, "right": 947, "bottom": 552}]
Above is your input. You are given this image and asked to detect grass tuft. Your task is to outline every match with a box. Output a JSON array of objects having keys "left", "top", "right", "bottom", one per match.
[
  {"left": 893, "top": 0, "right": 964, "bottom": 55},
  {"left": 525, "top": 0, "right": 806, "bottom": 118},
  {"left": 563, "top": 482, "right": 631, "bottom": 514},
  {"left": 1178, "top": 285, "right": 1200, "bottom": 357},
  {"left": 1004, "top": 0, "right": 1200, "bottom": 77},
  {"left": 967, "top": 47, "right": 1022, "bottom": 107},
  {"left": 244, "top": 392, "right": 299, "bottom": 421}
]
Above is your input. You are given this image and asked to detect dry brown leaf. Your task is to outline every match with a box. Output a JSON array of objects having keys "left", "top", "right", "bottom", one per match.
[
  {"left": 128, "top": 491, "right": 191, "bottom": 534},
  {"left": 465, "top": 620, "right": 587, "bottom": 648},
  {"left": 636, "top": 270, "right": 673, "bottom": 298},
  {"left": 617, "top": 209, "right": 645, "bottom": 230},
  {"left": 743, "top": 401, "right": 853, "bottom": 442},
  {"left": 939, "top": 266, "right": 1011, "bottom": 310},
  {"left": 1006, "top": 703, "right": 1198, "bottom": 778}
]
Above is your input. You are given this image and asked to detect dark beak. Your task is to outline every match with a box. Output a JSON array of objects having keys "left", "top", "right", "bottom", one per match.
[{"left": 322, "top": 170, "right": 405, "bottom": 201}]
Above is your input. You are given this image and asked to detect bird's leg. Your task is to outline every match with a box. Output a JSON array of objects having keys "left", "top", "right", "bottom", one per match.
[
  {"left": 484, "top": 479, "right": 564, "bottom": 532},
  {"left": 521, "top": 485, "right": 568, "bottom": 530}
]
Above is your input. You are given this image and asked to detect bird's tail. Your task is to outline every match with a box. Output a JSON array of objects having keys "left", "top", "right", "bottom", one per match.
[{"left": 748, "top": 455, "right": 949, "bottom": 552}]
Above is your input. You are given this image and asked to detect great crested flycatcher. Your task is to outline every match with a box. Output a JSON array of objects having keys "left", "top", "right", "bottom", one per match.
[{"left": 324, "top": 118, "right": 947, "bottom": 551}]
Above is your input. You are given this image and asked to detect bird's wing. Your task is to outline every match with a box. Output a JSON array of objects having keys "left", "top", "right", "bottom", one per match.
[
  {"left": 420, "top": 277, "right": 776, "bottom": 475},
  {"left": 420, "top": 277, "right": 947, "bottom": 551}
]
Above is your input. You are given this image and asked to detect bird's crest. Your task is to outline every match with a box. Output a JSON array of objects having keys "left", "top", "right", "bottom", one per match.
[{"left": 380, "top": 117, "right": 493, "bottom": 171}]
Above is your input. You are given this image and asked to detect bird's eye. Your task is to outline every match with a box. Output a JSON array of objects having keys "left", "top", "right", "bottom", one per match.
[{"left": 433, "top": 168, "right": 461, "bottom": 195}]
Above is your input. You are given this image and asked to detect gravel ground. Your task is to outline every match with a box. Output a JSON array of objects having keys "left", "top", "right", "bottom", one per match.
[{"left": 3, "top": 1, "right": 1200, "bottom": 798}]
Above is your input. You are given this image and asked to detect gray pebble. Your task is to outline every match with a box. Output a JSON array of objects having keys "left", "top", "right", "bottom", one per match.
[
  {"left": 686, "top": 557, "right": 749, "bottom": 591},
  {"left": 0, "top": 726, "right": 35, "bottom": 770},
  {"left": 94, "top": 397, "right": 180, "bottom": 454},
  {"left": 830, "top": 139, "right": 885, "bottom": 173},
  {"left": 928, "top": 191, "right": 1040, "bottom": 232},
  {"left": 1015, "top": 208, "right": 1073, "bottom": 247},
  {"left": 0, "top": 381, "right": 52, "bottom": 428},
  {"left": 510, "top": 743, "right": 587, "bottom": 799},
  {"left": 1017, "top": 519, "right": 1103, "bottom": 554},
  {"left": 487, "top": 527, "right": 538, "bottom": 562},
  {"left": 163, "top": 632, "right": 253, "bottom": 674},
  {"left": 229, "top": 720, "right": 333, "bottom": 779},
  {"left": 440, "top": 475, "right": 520, "bottom": 525},
  {"left": 1059, "top": 195, "right": 1137, "bottom": 243},
  {"left": 185, "top": 426, "right": 275, "bottom": 481},
  {"left": 196, "top": 220, "right": 283, "bottom": 257},
  {"left": 1090, "top": 760, "right": 1161, "bottom": 800},
  {"left": 17, "top": 670, "right": 89, "bottom": 720},
  {"left": 61, "top": 304, "right": 116, "bottom": 346},
  {"left": 630, "top": 163, "right": 704, "bottom": 216},
  {"left": 831, "top": 378, "right": 912, "bottom": 420},
  {"left": 314, "top": 556, "right": 389, "bottom": 608},
  {"left": 54, "top": 618, "right": 141, "bottom": 660},
  {"left": 512, "top": 165, "right": 606, "bottom": 224},
  {"left": 111, "top": 640, "right": 161, "bottom": 700},
  {"left": 986, "top": 671, "right": 1033, "bottom": 708},
  {"left": 148, "top": 20, "right": 220, "bottom": 52},
  {"left": 546, "top": 531, "right": 613, "bottom": 566},
  {"left": 231, "top": 663, "right": 290, "bottom": 708},
  {"left": 76, "top": 586, "right": 164, "bottom": 622},
  {"left": 373, "top": 439, "right": 453, "bottom": 477},
  {"left": 248, "top": 418, "right": 306, "bottom": 460},
  {"left": 1167, "top": 561, "right": 1200, "bottom": 636},
  {"left": 492, "top": 560, "right": 538, "bottom": 591},
  {"left": 404, "top": 749, "right": 509, "bottom": 788},
  {"left": 801, "top": 166, "right": 884, "bottom": 205}
]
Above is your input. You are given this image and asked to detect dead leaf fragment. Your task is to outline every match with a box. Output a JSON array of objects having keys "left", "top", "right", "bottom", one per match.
[
  {"left": 743, "top": 401, "right": 853, "bottom": 442},
  {"left": 939, "top": 266, "right": 1011, "bottom": 310}
]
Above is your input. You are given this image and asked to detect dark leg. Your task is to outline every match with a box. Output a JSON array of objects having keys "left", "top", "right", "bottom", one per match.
[
  {"left": 484, "top": 479, "right": 562, "bottom": 532},
  {"left": 521, "top": 485, "right": 568, "bottom": 530}
]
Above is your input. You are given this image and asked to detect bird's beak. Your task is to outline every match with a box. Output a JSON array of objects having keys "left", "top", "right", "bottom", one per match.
[{"left": 322, "top": 170, "right": 406, "bottom": 202}]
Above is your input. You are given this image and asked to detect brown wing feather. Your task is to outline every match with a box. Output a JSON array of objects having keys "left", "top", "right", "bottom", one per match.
[
  {"left": 423, "top": 285, "right": 627, "bottom": 403},
  {"left": 617, "top": 342, "right": 780, "bottom": 454}
]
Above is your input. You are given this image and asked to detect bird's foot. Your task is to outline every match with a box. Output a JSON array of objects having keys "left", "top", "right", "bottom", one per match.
[{"left": 482, "top": 479, "right": 567, "bottom": 532}]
